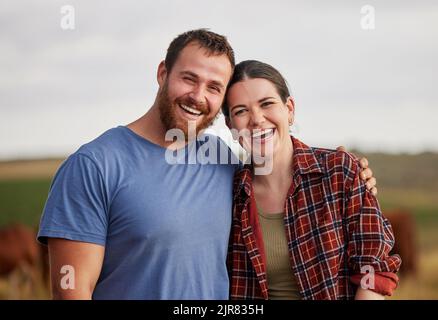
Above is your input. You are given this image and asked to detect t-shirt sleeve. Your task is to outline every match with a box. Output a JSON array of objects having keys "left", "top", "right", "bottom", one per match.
[{"left": 37, "top": 153, "right": 109, "bottom": 246}]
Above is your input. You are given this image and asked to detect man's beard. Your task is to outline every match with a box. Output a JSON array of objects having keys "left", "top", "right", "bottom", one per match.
[{"left": 157, "top": 81, "right": 217, "bottom": 140}]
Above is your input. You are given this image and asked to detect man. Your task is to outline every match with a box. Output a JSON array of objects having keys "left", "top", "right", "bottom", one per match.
[{"left": 38, "top": 29, "right": 376, "bottom": 299}]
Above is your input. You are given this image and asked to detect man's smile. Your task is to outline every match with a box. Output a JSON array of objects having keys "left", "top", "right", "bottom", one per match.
[{"left": 179, "top": 104, "right": 203, "bottom": 116}]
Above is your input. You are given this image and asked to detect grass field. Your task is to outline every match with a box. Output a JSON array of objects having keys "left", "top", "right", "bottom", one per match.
[
  {"left": 0, "top": 179, "right": 52, "bottom": 227},
  {"left": 0, "top": 153, "right": 437, "bottom": 299}
]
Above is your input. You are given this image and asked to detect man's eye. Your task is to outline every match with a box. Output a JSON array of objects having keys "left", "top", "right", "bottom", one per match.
[
  {"left": 261, "top": 101, "right": 273, "bottom": 107},
  {"left": 209, "top": 86, "right": 221, "bottom": 93},
  {"left": 183, "top": 77, "right": 195, "bottom": 83}
]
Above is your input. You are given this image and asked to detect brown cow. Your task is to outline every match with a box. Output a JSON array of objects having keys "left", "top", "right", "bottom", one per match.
[
  {"left": 385, "top": 210, "right": 418, "bottom": 276},
  {"left": 0, "top": 223, "right": 49, "bottom": 299}
]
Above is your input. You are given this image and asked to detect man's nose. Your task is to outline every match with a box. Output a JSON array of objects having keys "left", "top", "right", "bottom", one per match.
[{"left": 188, "top": 85, "right": 206, "bottom": 105}]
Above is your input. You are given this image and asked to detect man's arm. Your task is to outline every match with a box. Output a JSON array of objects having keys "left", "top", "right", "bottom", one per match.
[{"left": 48, "top": 238, "right": 105, "bottom": 300}]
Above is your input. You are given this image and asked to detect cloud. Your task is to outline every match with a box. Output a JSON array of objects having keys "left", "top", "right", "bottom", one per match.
[{"left": 0, "top": 0, "right": 437, "bottom": 159}]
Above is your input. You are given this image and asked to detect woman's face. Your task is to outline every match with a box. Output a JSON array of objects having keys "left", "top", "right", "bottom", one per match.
[{"left": 226, "top": 78, "right": 294, "bottom": 158}]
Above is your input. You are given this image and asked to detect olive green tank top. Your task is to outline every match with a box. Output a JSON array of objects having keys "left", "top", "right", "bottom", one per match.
[{"left": 257, "top": 207, "right": 301, "bottom": 300}]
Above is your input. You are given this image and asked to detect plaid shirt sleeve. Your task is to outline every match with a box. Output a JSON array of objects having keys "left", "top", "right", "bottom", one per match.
[{"left": 343, "top": 152, "right": 402, "bottom": 295}]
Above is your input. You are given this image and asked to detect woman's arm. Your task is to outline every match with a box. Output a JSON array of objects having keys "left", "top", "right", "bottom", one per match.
[
  {"left": 341, "top": 151, "right": 401, "bottom": 298},
  {"left": 355, "top": 287, "right": 385, "bottom": 300}
]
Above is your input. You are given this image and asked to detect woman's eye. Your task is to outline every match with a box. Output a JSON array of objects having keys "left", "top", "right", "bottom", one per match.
[
  {"left": 234, "top": 109, "right": 246, "bottom": 116},
  {"left": 261, "top": 101, "right": 273, "bottom": 107}
]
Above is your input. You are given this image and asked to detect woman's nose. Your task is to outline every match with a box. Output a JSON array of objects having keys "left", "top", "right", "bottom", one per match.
[{"left": 250, "top": 108, "right": 265, "bottom": 127}]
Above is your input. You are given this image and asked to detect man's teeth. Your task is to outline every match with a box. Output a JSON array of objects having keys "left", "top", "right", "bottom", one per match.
[
  {"left": 252, "top": 129, "right": 274, "bottom": 138},
  {"left": 180, "top": 104, "right": 202, "bottom": 115}
]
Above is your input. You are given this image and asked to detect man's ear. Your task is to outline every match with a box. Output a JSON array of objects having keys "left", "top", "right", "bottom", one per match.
[{"left": 157, "top": 61, "right": 167, "bottom": 87}]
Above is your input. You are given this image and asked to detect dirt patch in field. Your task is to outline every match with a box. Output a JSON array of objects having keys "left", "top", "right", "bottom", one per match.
[{"left": 0, "top": 159, "right": 65, "bottom": 181}]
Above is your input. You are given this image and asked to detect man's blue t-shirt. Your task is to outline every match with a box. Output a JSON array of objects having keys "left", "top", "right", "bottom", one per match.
[{"left": 37, "top": 126, "right": 239, "bottom": 299}]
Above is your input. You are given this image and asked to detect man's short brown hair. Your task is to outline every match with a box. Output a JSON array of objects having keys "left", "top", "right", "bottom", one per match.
[{"left": 165, "top": 29, "right": 235, "bottom": 73}]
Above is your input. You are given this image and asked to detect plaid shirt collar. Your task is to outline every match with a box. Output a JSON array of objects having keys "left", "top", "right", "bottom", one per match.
[{"left": 236, "top": 136, "right": 325, "bottom": 198}]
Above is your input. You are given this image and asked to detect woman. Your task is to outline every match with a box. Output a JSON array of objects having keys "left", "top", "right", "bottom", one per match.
[{"left": 223, "top": 60, "right": 401, "bottom": 300}]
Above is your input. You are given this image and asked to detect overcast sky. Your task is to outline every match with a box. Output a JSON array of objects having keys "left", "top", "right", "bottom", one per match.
[{"left": 1, "top": 0, "right": 437, "bottom": 160}]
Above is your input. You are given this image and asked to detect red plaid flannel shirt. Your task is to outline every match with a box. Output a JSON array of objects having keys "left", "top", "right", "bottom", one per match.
[{"left": 227, "top": 137, "right": 401, "bottom": 300}]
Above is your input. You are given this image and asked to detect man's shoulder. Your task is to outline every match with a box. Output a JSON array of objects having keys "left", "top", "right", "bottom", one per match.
[
  {"left": 73, "top": 126, "right": 132, "bottom": 161},
  {"left": 78, "top": 126, "right": 124, "bottom": 151},
  {"left": 50, "top": 126, "right": 134, "bottom": 177}
]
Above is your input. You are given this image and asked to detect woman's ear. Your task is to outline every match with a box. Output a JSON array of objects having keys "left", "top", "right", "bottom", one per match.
[
  {"left": 286, "top": 96, "right": 295, "bottom": 124},
  {"left": 225, "top": 116, "right": 232, "bottom": 130},
  {"left": 225, "top": 116, "right": 239, "bottom": 141},
  {"left": 157, "top": 61, "right": 167, "bottom": 87},
  {"left": 286, "top": 96, "right": 295, "bottom": 113}
]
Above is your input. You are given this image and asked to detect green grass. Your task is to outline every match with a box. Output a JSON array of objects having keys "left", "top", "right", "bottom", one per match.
[
  {"left": 0, "top": 179, "right": 52, "bottom": 227},
  {"left": 378, "top": 187, "right": 438, "bottom": 249},
  {"left": 352, "top": 151, "right": 438, "bottom": 191}
]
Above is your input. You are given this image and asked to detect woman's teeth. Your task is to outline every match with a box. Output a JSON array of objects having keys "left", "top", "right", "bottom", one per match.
[
  {"left": 252, "top": 128, "right": 274, "bottom": 139},
  {"left": 180, "top": 104, "right": 202, "bottom": 116}
]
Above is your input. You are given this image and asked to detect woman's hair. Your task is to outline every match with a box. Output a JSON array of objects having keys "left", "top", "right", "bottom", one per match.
[{"left": 222, "top": 60, "right": 291, "bottom": 116}]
